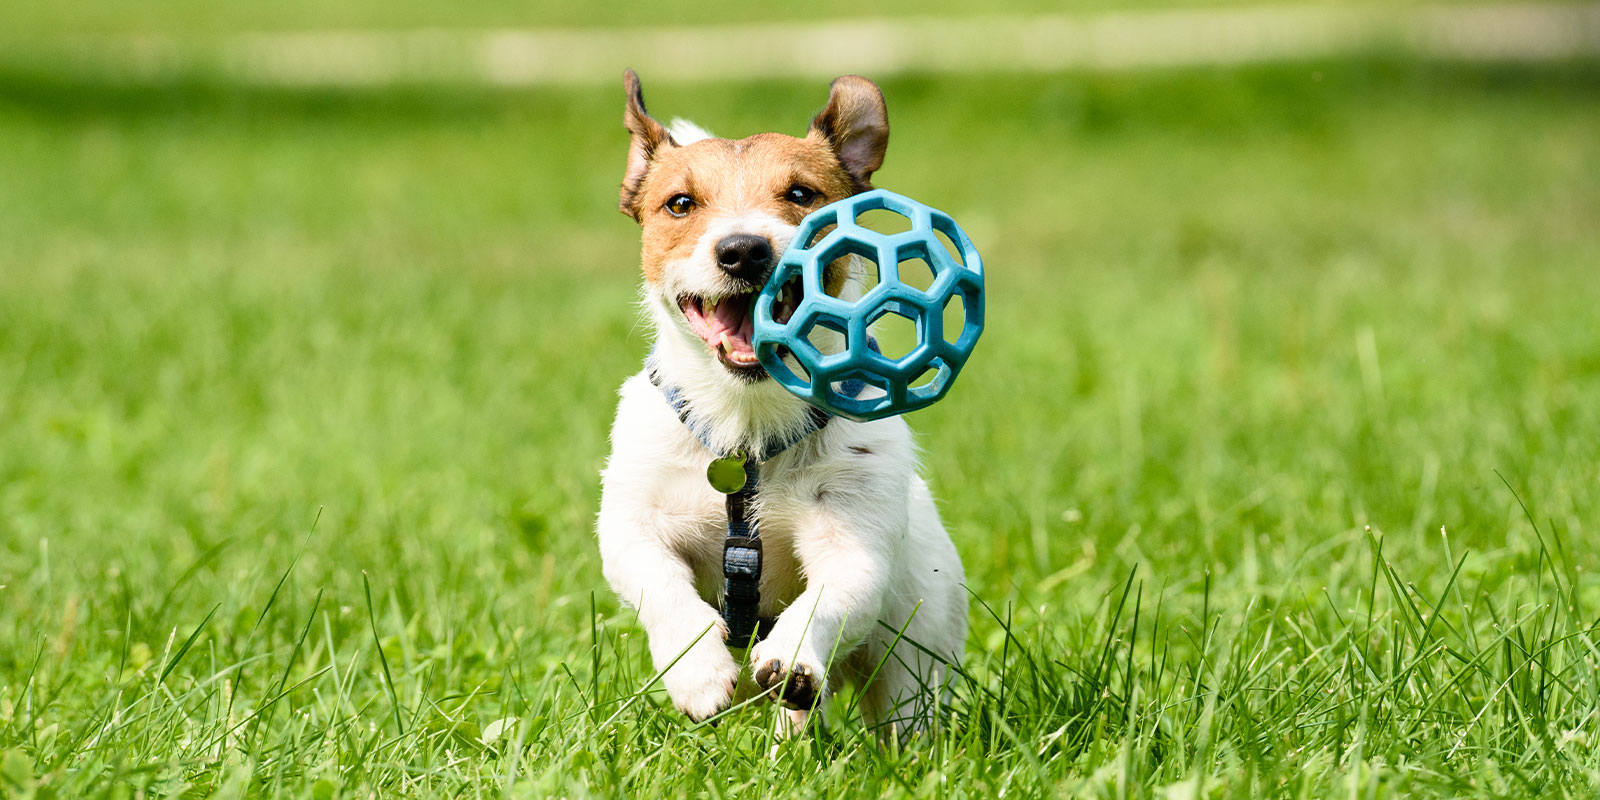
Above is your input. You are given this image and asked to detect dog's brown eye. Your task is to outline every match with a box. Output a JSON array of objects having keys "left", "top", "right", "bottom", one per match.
[
  {"left": 664, "top": 194, "right": 696, "bottom": 217},
  {"left": 785, "top": 185, "right": 819, "bottom": 206}
]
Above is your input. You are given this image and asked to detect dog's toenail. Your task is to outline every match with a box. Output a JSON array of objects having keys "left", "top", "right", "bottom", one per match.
[{"left": 755, "top": 658, "right": 781, "bottom": 688}]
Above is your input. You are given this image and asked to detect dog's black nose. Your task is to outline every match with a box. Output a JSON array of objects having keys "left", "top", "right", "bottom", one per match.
[{"left": 714, "top": 234, "right": 773, "bottom": 282}]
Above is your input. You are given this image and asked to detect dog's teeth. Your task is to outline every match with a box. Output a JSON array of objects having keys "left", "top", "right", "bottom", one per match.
[
  {"left": 705, "top": 298, "right": 719, "bottom": 315},
  {"left": 719, "top": 333, "right": 733, "bottom": 354}
]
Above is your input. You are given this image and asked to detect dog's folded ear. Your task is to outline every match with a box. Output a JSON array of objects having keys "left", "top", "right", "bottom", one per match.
[
  {"left": 620, "top": 69, "right": 677, "bottom": 220},
  {"left": 809, "top": 75, "right": 890, "bottom": 192}
]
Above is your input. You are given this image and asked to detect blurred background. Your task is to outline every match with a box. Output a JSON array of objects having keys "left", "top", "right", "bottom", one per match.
[{"left": 1, "top": 0, "right": 1598, "bottom": 792}]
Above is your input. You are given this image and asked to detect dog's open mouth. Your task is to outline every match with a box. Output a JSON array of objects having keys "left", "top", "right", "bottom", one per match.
[{"left": 679, "top": 280, "right": 800, "bottom": 374}]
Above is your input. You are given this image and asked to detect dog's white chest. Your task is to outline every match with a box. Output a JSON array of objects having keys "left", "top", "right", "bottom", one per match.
[{"left": 654, "top": 464, "right": 813, "bottom": 619}]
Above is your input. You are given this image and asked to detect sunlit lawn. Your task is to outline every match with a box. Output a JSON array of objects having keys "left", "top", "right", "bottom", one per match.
[{"left": 1, "top": 59, "right": 1598, "bottom": 797}]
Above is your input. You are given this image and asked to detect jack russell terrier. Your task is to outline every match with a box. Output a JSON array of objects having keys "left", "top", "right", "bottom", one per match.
[{"left": 596, "top": 69, "right": 967, "bottom": 733}]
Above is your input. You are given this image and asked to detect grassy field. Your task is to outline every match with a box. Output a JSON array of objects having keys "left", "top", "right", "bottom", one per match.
[
  {"left": 2, "top": 0, "right": 1535, "bottom": 35},
  {"left": 2, "top": 52, "right": 1599, "bottom": 797}
]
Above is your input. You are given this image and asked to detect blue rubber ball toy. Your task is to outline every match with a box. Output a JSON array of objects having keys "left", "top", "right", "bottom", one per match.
[{"left": 752, "top": 189, "right": 985, "bottom": 422}]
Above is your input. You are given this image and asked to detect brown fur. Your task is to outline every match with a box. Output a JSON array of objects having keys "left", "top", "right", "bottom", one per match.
[
  {"left": 620, "top": 70, "right": 890, "bottom": 289},
  {"left": 808, "top": 75, "right": 891, "bottom": 191}
]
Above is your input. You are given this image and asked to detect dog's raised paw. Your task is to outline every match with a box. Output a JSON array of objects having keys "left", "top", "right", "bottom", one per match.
[
  {"left": 670, "top": 669, "right": 738, "bottom": 723},
  {"left": 754, "top": 658, "right": 821, "bottom": 709},
  {"left": 663, "top": 637, "right": 740, "bottom": 723}
]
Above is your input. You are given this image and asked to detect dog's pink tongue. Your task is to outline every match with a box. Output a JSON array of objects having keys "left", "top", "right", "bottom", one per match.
[{"left": 707, "top": 299, "right": 756, "bottom": 356}]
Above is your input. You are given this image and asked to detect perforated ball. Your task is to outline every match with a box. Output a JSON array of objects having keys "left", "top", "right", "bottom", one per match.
[{"left": 752, "top": 189, "right": 985, "bottom": 422}]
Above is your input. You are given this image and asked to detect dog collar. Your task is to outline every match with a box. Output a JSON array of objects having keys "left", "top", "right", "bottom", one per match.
[
  {"left": 644, "top": 353, "right": 835, "bottom": 463},
  {"left": 643, "top": 342, "right": 875, "bottom": 461}
]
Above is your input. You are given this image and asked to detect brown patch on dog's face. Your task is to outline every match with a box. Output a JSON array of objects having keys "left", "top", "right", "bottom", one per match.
[
  {"left": 632, "top": 134, "right": 859, "bottom": 285},
  {"left": 618, "top": 70, "right": 890, "bottom": 375}
]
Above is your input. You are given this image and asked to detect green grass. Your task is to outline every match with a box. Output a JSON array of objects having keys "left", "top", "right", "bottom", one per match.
[
  {"left": 1, "top": 0, "right": 1536, "bottom": 36},
  {"left": 1, "top": 58, "right": 1599, "bottom": 797}
]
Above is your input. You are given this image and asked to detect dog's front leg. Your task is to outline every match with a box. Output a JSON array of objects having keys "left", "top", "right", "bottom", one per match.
[
  {"left": 598, "top": 506, "right": 738, "bottom": 722},
  {"left": 749, "top": 505, "right": 898, "bottom": 714}
]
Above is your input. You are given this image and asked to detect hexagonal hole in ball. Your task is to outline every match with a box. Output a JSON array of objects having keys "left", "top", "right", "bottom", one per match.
[
  {"left": 869, "top": 303, "right": 920, "bottom": 362},
  {"left": 942, "top": 292, "right": 970, "bottom": 346},
  {"left": 829, "top": 370, "right": 889, "bottom": 403},
  {"left": 799, "top": 208, "right": 840, "bottom": 250},
  {"left": 898, "top": 254, "right": 937, "bottom": 295},
  {"left": 930, "top": 215, "right": 967, "bottom": 268},
  {"left": 802, "top": 314, "right": 849, "bottom": 357},
  {"left": 769, "top": 271, "right": 804, "bottom": 324},
  {"left": 909, "top": 361, "right": 946, "bottom": 392},
  {"left": 770, "top": 346, "right": 811, "bottom": 384},
  {"left": 817, "top": 238, "right": 880, "bottom": 299},
  {"left": 855, "top": 207, "right": 914, "bottom": 236}
]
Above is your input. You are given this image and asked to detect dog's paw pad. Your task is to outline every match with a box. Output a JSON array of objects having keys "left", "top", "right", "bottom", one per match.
[{"left": 754, "top": 658, "right": 820, "bottom": 709}]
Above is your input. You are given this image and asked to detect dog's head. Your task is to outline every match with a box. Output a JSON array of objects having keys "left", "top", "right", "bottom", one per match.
[{"left": 619, "top": 69, "right": 889, "bottom": 381}]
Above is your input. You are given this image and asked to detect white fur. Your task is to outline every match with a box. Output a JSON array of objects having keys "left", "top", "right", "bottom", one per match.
[
  {"left": 651, "top": 212, "right": 797, "bottom": 334},
  {"left": 667, "top": 118, "right": 715, "bottom": 145},
  {"left": 597, "top": 147, "right": 967, "bottom": 734}
]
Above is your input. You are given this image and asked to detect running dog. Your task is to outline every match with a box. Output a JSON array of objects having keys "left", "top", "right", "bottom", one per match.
[{"left": 596, "top": 69, "right": 966, "bottom": 733}]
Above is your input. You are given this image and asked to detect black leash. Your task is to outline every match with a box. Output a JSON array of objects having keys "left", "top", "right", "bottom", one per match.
[
  {"left": 645, "top": 355, "right": 845, "bottom": 646},
  {"left": 715, "top": 455, "right": 772, "bottom": 646}
]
